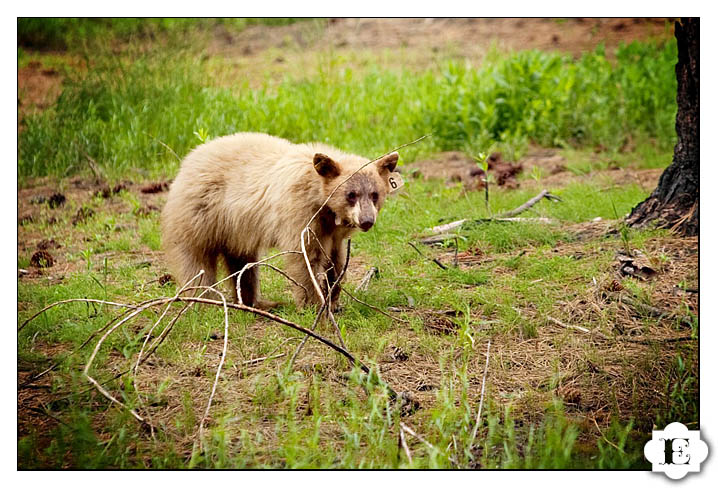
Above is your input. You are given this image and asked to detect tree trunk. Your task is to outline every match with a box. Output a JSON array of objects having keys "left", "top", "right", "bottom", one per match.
[{"left": 626, "top": 18, "right": 698, "bottom": 236}]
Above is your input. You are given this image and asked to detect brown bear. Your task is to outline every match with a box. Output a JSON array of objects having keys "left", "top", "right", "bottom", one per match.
[{"left": 161, "top": 132, "right": 398, "bottom": 310}]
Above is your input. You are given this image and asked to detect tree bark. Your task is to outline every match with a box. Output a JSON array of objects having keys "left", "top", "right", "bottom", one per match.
[{"left": 626, "top": 18, "right": 699, "bottom": 236}]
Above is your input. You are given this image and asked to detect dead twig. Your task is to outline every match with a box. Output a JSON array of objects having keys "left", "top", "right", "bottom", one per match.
[
  {"left": 427, "top": 220, "right": 467, "bottom": 235},
  {"left": 290, "top": 240, "right": 352, "bottom": 367},
  {"left": 547, "top": 315, "right": 593, "bottom": 334},
  {"left": 341, "top": 288, "right": 410, "bottom": 324},
  {"left": 496, "top": 189, "right": 561, "bottom": 218},
  {"left": 21, "top": 297, "right": 164, "bottom": 387},
  {"left": 400, "top": 421, "right": 454, "bottom": 464},
  {"left": 408, "top": 241, "right": 448, "bottom": 270},
  {"left": 77, "top": 145, "right": 105, "bottom": 182},
  {"left": 83, "top": 271, "right": 207, "bottom": 427},
  {"left": 134, "top": 271, "right": 211, "bottom": 437},
  {"left": 242, "top": 353, "right": 286, "bottom": 367},
  {"left": 618, "top": 295, "right": 693, "bottom": 327},
  {"left": 399, "top": 425, "right": 413, "bottom": 464},
  {"left": 28, "top": 405, "right": 72, "bottom": 429},
  {"left": 547, "top": 314, "right": 693, "bottom": 344},
  {"left": 356, "top": 266, "right": 379, "bottom": 292},
  {"left": 400, "top": 422, "right": 437, "bottom": 452},
  {"left": 422, "top": 189, "right": 561, "bottom": 238},
  {"left": 418, "top": 233, "right": 463, "bottom": 245},
  {"left": 143, "top": 131, "right": 182, "bottom": 163},
  {"left": 236, "top": 250, "right": 306, "bottom": 305},
  {"left": 324, "top": 274, "right": 347, "bottom": 350},
  {"left": 196, "top": 284, "right": 230, "bottom": 443},
  {"left": 178, "top": 296, "right": 397, "bottom": 398},
  {"left": 469, "top": 339, "right": 491, "bottom": 447},
  {"left": 19, "top": 298, "right": 139, "bottom": 332},
  {"left": 593, "top": 417, "right": 624, "bottom": 453}
]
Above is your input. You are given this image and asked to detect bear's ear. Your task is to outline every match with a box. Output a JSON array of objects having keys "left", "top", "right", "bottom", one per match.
[
  {"left": 375, "top": 152, "right": 399, "bottom": 174},
  {"left": 313, "top": 153, "right": 340, "bottom": 179}
]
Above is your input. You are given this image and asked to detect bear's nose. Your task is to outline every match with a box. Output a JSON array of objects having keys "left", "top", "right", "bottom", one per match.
[{"left": 359, "top": 219, "right": 374, "bottom": 231}]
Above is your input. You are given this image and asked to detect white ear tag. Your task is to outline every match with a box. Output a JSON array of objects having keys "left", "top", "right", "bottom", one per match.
[{"left": 388, "top": 172, "right": 404, "bottom": 193}]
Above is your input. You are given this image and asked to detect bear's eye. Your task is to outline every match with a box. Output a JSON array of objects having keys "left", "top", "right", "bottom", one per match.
[
  {"left": 370, "top": 192, "right": 379, "bottom": 203},
  {"left": 347, "top": 192, "right": 357, "bottom": 204}
]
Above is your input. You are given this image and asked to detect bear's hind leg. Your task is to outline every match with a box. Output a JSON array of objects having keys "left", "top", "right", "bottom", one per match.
[
  {"left": 224, "top": 253, "right": 279, "bottom": 310},
  {"left": 175, "top": 252, "right": 218, "bottom": 298}
]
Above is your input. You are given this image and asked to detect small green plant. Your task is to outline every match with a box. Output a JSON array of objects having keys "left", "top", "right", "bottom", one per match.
[
  {"left": 611, "top": 198, "right": 632, "bottom": 255},
  {"left": 473, "top": 152, "right": 493, "bottom": 216},
  {"left": 193, "top": 127, "right": 210, "bottom": 144},
  {"left": 656, "top": 353, "right": 698, "bottom": 428},
  {"left": 529, "top": 165, "right": 545, "bottom": 182},
  {"left": 81, "top": 247, "right": 94, "bottom": 272}
]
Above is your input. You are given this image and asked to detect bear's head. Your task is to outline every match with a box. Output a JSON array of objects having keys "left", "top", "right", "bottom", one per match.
[{"left": 314, "top": 151, "right": 399, "bottom": 232}]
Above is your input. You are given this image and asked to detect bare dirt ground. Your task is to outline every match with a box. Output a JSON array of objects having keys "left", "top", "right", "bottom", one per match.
[
  {"left": 406, "top": 149, "right": 664, "bottom": 193},
  {"left": 212, "top": 18, "right": 672, "bottom": 59}
]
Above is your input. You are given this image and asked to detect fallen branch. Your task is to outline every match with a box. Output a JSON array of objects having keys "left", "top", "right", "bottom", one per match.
[
  {"left": 422, "top": 189, "right": 561, "bottom": 237},
  {"left": 427, "top": 220, "right": 468, "bottom": 235},
  {"left": 82, "top": 271, "right": 209, "bottom": 429},
  {"left": 23, "top": 289, "right": 401, "bottom": 426},
  {"left": 496, "top": 189, "right": 562, "bottom": 218},
  {"left": 21, "top": 297, "right": 165, "bottom": 386},
  {"left": 188, "top": 297, "right": 376, "bottom": 372}
]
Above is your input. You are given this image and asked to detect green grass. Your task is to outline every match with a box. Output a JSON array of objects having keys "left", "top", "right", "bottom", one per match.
[
  {"left": 19, "top": 39, "right": 676, "bottom": 180},
  {"left": 17, "top": 26, "right": 696, "bottom": 469},
  {"left": 18, "top": 18, "right": 309, "bottom": 51},
  {"left": 17, "top": 169, "right": 697, "bottom": 468}
]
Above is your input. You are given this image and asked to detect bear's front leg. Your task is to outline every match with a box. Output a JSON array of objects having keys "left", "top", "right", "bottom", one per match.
[
  {"left": 286, "top": 252, "right": 326, "bottom": 309},
  {"left": 326, "top": 238, "right": 348, "bottom": 312}
]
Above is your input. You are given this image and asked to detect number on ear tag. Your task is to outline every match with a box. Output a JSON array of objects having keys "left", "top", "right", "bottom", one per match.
[{"left": 388, "top": 172, "right": 404, "bottom": 193}]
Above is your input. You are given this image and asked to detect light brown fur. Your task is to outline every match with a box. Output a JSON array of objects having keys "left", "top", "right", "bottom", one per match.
[{"left": 161, "top": 132, "right": 397, "bottom": 310}]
